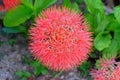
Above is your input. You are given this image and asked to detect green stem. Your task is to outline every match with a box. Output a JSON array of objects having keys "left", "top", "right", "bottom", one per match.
[{"left": 54, "top": 70, "right": 63, "bottom": 78}]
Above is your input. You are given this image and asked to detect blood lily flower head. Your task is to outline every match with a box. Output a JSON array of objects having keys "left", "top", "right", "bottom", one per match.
[
  {"left": 0, "top": 0, "right": 21, "bottom": 12},
  {"left": 91, "top": 59, "right": 120, "bottom": 80},
  {"left": 29, "top": 6, "right": 92, "bottom": 71}
]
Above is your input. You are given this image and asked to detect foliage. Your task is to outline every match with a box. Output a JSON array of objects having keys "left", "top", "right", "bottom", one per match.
[
  {"left": 2, "top": 0, "right": 57, "bottom": 33},
  {"left": 23, "top": 56, "right": 48, "bottom": 76},
  {"left": 0, "top": 41, "right": 2, "bottom": 46},
  {"left": 79, "top": 61, "right": 92, "bottom": 77},
  {"left": 4, "top": 5, "right": 33, "bottom": 27},
  {"left": 63, "top": 0, "right": 80, "bottom": 12},
  {"left": 16, "top": 56, "right": 48, "bottom": 80},
  {"left": 30, "top": 60, "right": 48, "bottom": 76},
  {"left": 16, "top": 71, "right": 31, "bottom": 80},
  {"left": 85, "top": 0, "right": 120, "bottom": 60},
  {"left": 5, "top": 38, "right": 16, "bottom": 46}
]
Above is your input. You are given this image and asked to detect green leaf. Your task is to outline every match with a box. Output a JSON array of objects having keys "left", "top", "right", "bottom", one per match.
[
  {"left": 30, "top": 60, "right": 48, "bottom": 76},
  {"left": 94, "top": 32, "right": 112, "bottom": 51},
  {"left": 34, "top": 65, "right": 47, "bottom": 76},
  {"left": 106, "top": 14, "right": 120, "bottom": 31},
  {"left": 16, "top": 71, "right": 24, "bottom": 77},
  {"left": 85, "top": 13, "right": 97, "bottom": 29},
  {"left": 4, "top": 5, "right": 33, "bottom": 27},
  {"left": 89, "top": 53, "right": 98, "bottom": 58},
  {"left": 76, "top": 0, "right": 83, "bottom": 4},
  {"left": 95, "top": 20, "right": 108, "bottom": 33},
  {"left": 41, "top": 69, "right": 48, "bottom": 75},
  {"left": 85, "top": 0, "right": 105, "bottom": 26},
  {"left": 114, "top": 6, "right": 120, "bottom": 23},
  {"left": 79, "top": 61, "right": 92, "bottom": 76},
  {"left": 85, "top": 10, "right": 105, "bottom": 33},
  {"left": 34, "top": 69, "right": 41, "bottom": 76},
  {"left": 21, "top": 78, "right": 27, "bottom": 80},
  {"left": 22, "top": 0, "right": 33, "bottom": 9},
  {"left": 95, "top": 10, "right": 105, "bottom": 24},
  {"left": 6, "top": 39, "right": 16, "bottom": 46},
  {"left": 114, "top": 31, "right": 120, "bottom": 47},
  {"left": 103, "top": 39, "right": 119, "bottom": 59},
  {"left": 72, "top": 2, "right": 80, "bottom": 13},
  {"left": 95, "top": 60, "right": 101, "bottom": 69},
  {"left": 23, "top": 72, "right": 31, "bottom": 77},
  {"left": 3, "top": 26, "right": 26, "bottom": 33},
  {"left": 63, "top": 0, "right": 80, "bottom": 12},
  {"left": 30, "top": 60, "right": 40, "bottom": 67},
  {"left": 107, "top": 21, "right": 120, "bottom": 31},
  {"left": 85, "top": 0, "right": 105, "bottom": 14},
  {"left": 34, "top": 0, "right": 57, "bottom": 15},
  {"left": 95, "top": 16, "right": 112, "bottom": 34},
  {"left": 63, "top": 0, "right": 73, "bottom": 8},
  {"left": 34, "top": 65, "right": 48, "bottom": 76},
  {"left": 0, "top": 41, "right": 2, "bottom": 46},
  {"left": 16, "top": 71, "right": 31, "bottom": 77},
  {"left": 33, "top": 62, "right": 42, "bottom": 76}
]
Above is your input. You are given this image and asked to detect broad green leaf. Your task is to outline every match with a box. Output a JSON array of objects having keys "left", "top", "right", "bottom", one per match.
[
  {"left": 94, "top": 32, "right": 112, "bottom": 51},
  {"left": 95, "top": 10, "right": 105, "bottom": 24},
  {"left": 34, "top": 67, "right": 41, "bottom": 76},
  {"left": 107, "top": 21, "right": 120, "bottom": 31},
  {"left": 21, "top": 78, "right": 27, "bottom": 80},
  {"left": 16, "top": 71, "right": 31, "bottom": 77},
  {"left": 23, "top": 72, "right": 31, "bottom": 77},
  {"left": 79, "top": 61, "right": 92, "bottom": 76},
  {"left": 5, "top": 39, "right": 16, "bottom": 46},
  {"left": 76, "top": 0, "right": 83, "bottom": 4},
  {"left": 85, "top": 0, "right": 105, "bottom": 14},
  {"left": 72, "top": 2, "right": 80, "bottom": 13},
  {"left": 113, "top": 31, "right": 120, "bottom": 58},
  {"left": 30, "top": 60, "right": 40, "bottom": 67},
  {"left": 89, "top": 53, "right": 98, "bottom": 58},
  {"left": 0, "top": 41, "right": 2, "bottom": 46},
  {"left": 32, "top": 61, "right": 42, "bottom": 76},
  {"left": 114, "top": 6, "right": 120, "bottom": 23},
  {"left": 41, "top": 69, "right": 48, "bottom": 75},
  {"left": 34, "top": 0, "right": 57, "bottom": 15},
  {"left": 85, "top": 10, "right": 105, "bottom": 33},
  {"left": 106, "top": 14, "right": 120, "bottom": 31},
  {"left": 114, "top": 31, "right": 120, "bottom": 47},
  {"left": 95, "top": 20, "right": 108, "bottom": 33},
  {"left": 63, "top": 0, "right": 73, "bottom": 8},
  {"left": 3, "top": 26, "right": 26, "bottom": 33},
  {"left": 95, "top": 60, "right": 101, "bottom": 69},
  {"left": 102, "top": 39, "right": 119, "bottom": 59},
  {"left": 4, "top": 5, "right": 33, "bottom": 27},
  {"left": 22, "top": 0, "right": 33, "bottom": 9},
  {"left": 85, "top": 0, "right": 105, "bottom": 25},
  {"left": 30, "top": 60, "right": 48, "bottom": 76},
  {"left": 16, "top": 71, "right": 24, "bottom": 77},
  {"left": 85, "top": 14, "right": 97, "bottom": 29},
  {"left": 63, "top": 0, "right": 80, "bottom": 12},
  {"left": 95, "top": 16, "right": 112, "bottom": 34},
  {"left": 34, "top": 65, "right": 48, "bottom": 76}
]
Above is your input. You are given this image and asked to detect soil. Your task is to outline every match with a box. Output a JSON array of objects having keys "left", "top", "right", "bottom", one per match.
[{"left": 0, "top": 32, "right": 30, "bottom": 80}]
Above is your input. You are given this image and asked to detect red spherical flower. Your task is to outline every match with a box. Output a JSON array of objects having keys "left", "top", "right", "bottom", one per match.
[
  {"left": 0, "top": 5, "right": 4, "bottom": 12},
  {"left": 91, "top": 59, "right": 120, "bottom": 80},
  {"left": 0, "top": 0, "right": 21, "bottom": 12},
  {"left": 29, "top": 6, "right": 92, "bottom": 71}
]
